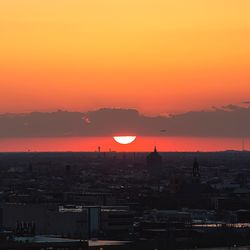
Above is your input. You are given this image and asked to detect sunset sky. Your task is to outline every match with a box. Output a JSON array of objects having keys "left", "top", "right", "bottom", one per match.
[{"left": 0, "top": 0, "right": 250, "bottom": 115}]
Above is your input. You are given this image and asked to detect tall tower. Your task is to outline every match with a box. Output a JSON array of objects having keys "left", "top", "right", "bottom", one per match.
[{"left": 146, "top": 147, "right": 162, "bottom": 177}]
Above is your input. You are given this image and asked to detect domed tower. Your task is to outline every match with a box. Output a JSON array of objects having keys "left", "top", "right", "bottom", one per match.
[{"left": 147, "top": 147, "right": 162, "bottom": 177}]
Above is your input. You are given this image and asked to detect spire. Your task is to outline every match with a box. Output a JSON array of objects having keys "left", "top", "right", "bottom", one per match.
[{"left": 154, "top": 146, "right": 157, "bottom": 153}]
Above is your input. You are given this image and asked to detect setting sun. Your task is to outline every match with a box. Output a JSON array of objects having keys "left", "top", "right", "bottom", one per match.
[{"left": 113, "top": 136, "right": 137, "bottom": 145}]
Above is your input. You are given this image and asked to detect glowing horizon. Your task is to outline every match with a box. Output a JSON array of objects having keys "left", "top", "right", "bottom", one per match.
[{"left": 0, "top": 136, "right": 249, "bottom": 152}]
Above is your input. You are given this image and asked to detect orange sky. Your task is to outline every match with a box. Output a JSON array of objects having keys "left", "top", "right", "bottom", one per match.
[{"left": 0, "top": 0, "right": 250, "bottom": 115}]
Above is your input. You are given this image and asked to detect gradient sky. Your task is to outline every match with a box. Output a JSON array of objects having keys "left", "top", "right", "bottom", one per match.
[{"left": 1, "top": 0, "right": 250, "bottom": 115}]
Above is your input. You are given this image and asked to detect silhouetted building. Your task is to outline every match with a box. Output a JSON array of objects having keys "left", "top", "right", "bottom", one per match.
[
  {"left": 146, "top": 147, "right": 162, "bottom": 177},
  {"left": 192, "top": 158, "right": 200, "bottom": 183}
]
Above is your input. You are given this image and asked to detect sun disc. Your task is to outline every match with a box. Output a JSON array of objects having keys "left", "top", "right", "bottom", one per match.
[{"left": 113, "top": 136, "right": 136, "bottom": 145}]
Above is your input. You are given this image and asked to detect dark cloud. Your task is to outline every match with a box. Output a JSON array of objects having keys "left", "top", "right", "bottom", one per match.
[
  {"left": 0, "top": 105, "right": 250, "bottom": 138},
  {"left": 222, "top": 104, "right": 242, "bottom": 111}
]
